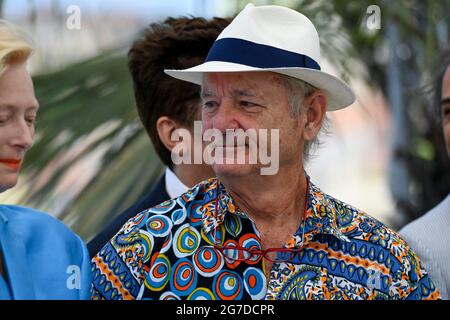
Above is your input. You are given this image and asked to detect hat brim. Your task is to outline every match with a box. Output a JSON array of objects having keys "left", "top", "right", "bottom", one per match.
[{"left": 165, "top": 61, "right": 355, "bottom": 111}]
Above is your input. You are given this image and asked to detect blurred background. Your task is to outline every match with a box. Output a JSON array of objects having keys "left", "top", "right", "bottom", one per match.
[{"left": 0, "top": 0, "right": 449, "bottom": 242}]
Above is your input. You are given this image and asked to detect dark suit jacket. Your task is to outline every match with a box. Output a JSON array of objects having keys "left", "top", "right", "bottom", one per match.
[{"left": 87, "top": 174, "right": 169, "bottom": 258}]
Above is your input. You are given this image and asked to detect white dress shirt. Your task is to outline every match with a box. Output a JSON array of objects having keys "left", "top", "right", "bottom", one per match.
[
  {"left": 400, "top": 194, "right": 450, "bottom": 299},
  {"left": 164, "top": 167, "right": 188, "bottom": 199}
]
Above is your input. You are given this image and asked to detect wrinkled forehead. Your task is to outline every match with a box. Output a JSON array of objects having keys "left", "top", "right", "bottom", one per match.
[{"left": 201, "top": 71, "right": 285, "bottom": 96}]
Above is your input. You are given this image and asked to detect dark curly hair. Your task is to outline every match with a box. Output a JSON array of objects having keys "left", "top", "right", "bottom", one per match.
[{"left": 128, "top": 16, "right": 231, "bottom": 168}]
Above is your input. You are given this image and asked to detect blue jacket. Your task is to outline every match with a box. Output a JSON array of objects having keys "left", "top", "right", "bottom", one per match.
[{"left": 0, "top": 205, "right": 91, "bottom": 299}]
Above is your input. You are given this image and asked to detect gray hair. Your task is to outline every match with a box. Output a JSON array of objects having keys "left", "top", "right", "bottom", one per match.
[{"left": 280, "top": 75, "right": 330, "bottom": 162}]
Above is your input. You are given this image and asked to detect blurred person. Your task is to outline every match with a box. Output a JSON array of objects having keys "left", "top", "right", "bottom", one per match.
[
  {"left": 0, "top": 20, "right": 91, "bottom": 300},
  {"left": 91, "top": 5, "right": 439, "bottom": 300},
  {"left": 400, "top": 53, "right": 450, "bottom": 299},
  {"left": 87, "top": 17, "right": 230, "bottom": 257}
]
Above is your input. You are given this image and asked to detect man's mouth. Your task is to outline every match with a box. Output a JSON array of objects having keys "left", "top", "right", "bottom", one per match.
[
  {"left": 0, "top": 159, "right": 22, "bottom": 170},
  {"left": 214, "top": 139, "right": 249, "bottom": 148}
]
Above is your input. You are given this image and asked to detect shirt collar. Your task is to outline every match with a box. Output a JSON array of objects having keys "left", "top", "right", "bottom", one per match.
[
  {"left": 200, "top": 177, "right": 350, "bottom": 246},
  {"left": 164, "top": 167, "right": 189, "bottom": 199},
  {"left": 302, "top": 182, "right": 351, "bottom": 245}
]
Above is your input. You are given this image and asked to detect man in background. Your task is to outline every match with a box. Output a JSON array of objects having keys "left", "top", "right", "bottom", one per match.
[
  {"left": 87, "top": 16, "right": 230, "bottom": 257},
  {"left": 400, "top": 52, "right": 450, "bottom": 299}
]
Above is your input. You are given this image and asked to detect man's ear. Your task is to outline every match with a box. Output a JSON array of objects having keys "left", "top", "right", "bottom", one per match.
[
  {"left": 302, "top": 90, "right": 327, "bottom": 141},
  {"left": 156, "top": 116, "right": 182, "bottom": 152}
]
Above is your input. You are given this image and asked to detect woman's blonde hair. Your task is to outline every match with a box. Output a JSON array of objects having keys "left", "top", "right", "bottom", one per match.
[{"left": 0, "top": 20, "right": 33, "bottom": 76}]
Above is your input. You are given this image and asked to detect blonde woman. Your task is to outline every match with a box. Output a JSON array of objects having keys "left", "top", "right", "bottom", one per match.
[{"left": 0, "top": 20, "right": 91, "bottom": 300}]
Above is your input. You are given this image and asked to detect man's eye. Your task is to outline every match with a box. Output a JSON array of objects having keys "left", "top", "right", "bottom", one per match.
[
  {"left": 203, "top": 101, "right": 218, "bottom": 109},
  {"left": 0, "top": 116, "right": 10, "bottom": 124},
  {"left": 240, "top": 101, "right": 257, "bottom": 107}
]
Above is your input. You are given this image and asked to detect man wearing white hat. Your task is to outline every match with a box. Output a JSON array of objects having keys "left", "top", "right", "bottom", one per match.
[{"left": 91, "top": 4, "right": 440, "bottom": 300}]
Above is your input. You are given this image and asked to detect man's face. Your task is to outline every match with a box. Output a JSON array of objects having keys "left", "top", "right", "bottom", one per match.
[
  {"left": 201, "top": 72, "right": 304, "bottom": 178},
  {"left": 0, "top": 62, "right": 38, "bottom": 193},
  {"left": 441, "top": 66, "right": 450, "bottom": 158}
]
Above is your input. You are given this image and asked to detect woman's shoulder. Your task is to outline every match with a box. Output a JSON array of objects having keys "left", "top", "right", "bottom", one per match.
[
  {"left": 1, "top": 204, "right": 54, "bottom": 220},
  {"left": 1, "top": 204, "right": 65, "bottom": 228},
  {"left": 0, "top": 205, "right": 82, "bottom": 247}
]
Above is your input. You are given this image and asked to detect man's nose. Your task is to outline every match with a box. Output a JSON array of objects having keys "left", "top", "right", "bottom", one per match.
[{"left": 211, "top": 100, "right": 241, "bottom": 132}]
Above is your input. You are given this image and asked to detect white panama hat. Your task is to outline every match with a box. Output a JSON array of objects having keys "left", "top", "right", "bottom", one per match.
[{"left": 165, "top": 4, "right": 355, "bottom": 111}]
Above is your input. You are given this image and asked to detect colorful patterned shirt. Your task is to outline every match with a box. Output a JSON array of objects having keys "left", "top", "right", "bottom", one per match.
[{"left": 90, "top": 178, "right": 440, "bottom": 300}]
